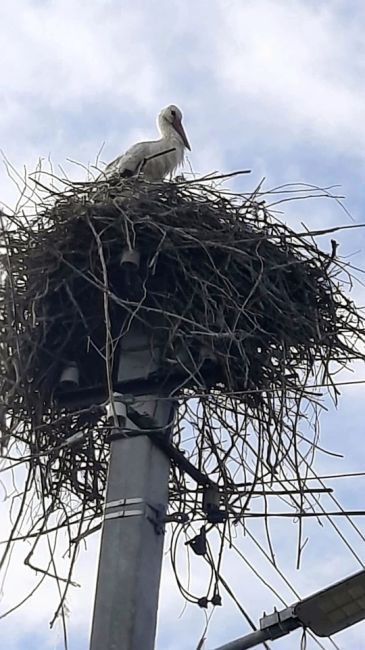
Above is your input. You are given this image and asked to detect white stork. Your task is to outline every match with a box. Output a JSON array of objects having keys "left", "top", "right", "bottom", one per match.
[{"left": 102, "top": 104, "right": 190, "bottom": 181}]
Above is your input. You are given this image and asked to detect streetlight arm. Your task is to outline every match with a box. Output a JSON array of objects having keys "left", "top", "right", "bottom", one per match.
[
  {"left": 213, "top": 607, "right": 302, "bottom": 650},
  {"left": 213, "top": 569, "right": 365, "bottom": 650},
  {"left": 213, "top": 628, "right": 272, "bottom": 650}
]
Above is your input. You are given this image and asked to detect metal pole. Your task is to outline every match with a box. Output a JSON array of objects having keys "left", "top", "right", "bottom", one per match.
[{"left": 90, "top": 320, "right": 175, "bottom": 650}]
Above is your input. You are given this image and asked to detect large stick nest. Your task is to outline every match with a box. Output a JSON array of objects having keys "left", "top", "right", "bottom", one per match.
[{"left": 0, "top": 175, "right": 364, "bottom": 531}]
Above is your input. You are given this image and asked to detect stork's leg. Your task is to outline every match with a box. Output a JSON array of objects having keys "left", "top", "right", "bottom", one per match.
[{"left": 137, "top": 158, "right": 148, "bottom": 177}]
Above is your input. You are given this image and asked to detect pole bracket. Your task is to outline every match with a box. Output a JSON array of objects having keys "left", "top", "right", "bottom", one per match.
[
  {"left": 260, "top": 606, "right": 299, "bottom": 639},
  {"left": 104, "top": 497, "right": 145, "bottom": 522},
  {"left": 104, "top": 496, "right": 169, "bottom": 535},
  {"left": 104, "top": 497, "right": 189, "bottom": 533}
]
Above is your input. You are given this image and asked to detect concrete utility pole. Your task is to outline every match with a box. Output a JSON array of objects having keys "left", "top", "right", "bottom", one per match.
[{"left": 90, "top": 320, "right": 176, "bottom": 650}]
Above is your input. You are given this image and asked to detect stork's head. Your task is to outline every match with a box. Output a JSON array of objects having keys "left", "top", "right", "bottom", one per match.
[{"left": 158, "top": 104, "right": 191, "bottom": 150}]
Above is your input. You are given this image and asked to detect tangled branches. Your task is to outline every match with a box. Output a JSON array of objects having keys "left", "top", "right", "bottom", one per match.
[{"left": 0, "top": 172, "right": 364, "bottom": 621}]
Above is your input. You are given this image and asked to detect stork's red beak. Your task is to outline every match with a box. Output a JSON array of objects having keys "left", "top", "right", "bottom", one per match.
[{"left": 173, "top": 117, "right": 191, "bottom": 150}]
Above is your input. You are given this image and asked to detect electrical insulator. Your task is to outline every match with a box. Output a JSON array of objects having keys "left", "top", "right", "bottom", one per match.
[{"left": 59, "top": 361, "right": 79, "bottom": 388}]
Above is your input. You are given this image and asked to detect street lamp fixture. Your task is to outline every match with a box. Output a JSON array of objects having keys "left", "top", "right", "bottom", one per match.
[{"left": 214, "top": 569, "right": 365, "bottom": 650}]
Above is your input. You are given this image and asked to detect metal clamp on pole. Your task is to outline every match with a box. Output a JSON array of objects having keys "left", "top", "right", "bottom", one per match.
[
  {"left": 104, "top": 496, "right": 145, "bottom": 522},
  {"left": 259, "top": 606, "right": 300, "bottom": 639},
  {"left": 104, "top": 496, "right": 169, "bottom": 535},
  {"left": 105, "top": 392, "right": 128, "bottom": 427}
]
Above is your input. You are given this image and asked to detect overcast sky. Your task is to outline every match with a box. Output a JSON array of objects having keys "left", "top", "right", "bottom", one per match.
[{"left": 1, "top": 1, "right": 365, "bottom": 649}]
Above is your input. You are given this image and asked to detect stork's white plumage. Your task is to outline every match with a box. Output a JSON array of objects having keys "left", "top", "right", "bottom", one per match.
[{"left": 103, "top": 105, "right": 190, "bottom": 181}]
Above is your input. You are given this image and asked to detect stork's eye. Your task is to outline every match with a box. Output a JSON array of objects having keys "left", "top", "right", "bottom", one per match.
[{"left": 171, "top": 109, "right": 176, "bottom": 117}]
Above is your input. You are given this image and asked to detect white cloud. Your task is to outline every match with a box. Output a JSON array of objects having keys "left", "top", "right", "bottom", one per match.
[
  {"left": 211, "top": 0, "right": 365, "bottom": 153},
  {"left": 0, "top": 1, "right": 163, "bottom": 109}
]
